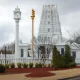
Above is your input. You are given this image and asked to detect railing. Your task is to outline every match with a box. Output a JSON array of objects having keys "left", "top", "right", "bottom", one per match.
[{"left": 0, "top": 58, "right": 52, "bottom": 64}]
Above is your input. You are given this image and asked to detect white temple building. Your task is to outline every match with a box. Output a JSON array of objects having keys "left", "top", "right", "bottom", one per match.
[{"left": 0, "top": 5, "right": 80, "bottom": 65}]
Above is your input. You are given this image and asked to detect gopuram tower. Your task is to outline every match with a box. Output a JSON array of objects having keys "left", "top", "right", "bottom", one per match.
[{"left": 37, "top": 5, "right": 62, "bottom": 59}]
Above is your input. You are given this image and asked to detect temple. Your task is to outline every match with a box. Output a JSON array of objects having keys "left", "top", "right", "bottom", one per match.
[{"left": 0, "top": 5, "right": 80, "bottom": 66}]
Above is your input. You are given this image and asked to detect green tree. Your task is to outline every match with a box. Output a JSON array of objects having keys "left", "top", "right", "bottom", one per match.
[
  {"left": 52, "top": 45, "right": 57, "bottom": 66},
  {"left": 52, "top": 45, "right": 76, "bottom": 69},
  {"left": 63, "top": 44, "right": 75, "bottom": 67},
  {"left": 52, "top": 45, "right": 63, "bottom": 69}
]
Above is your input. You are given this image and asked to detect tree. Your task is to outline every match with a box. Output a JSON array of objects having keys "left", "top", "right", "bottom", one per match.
[
  {"left": 68, "top": 29, "right": 80, "bottom": 44},
  {"left": 63, "top": 44, "right": 75, "bottom": 67},
  {"left": 75, "top": 36, "right": 80, "bottom": 44},
  {"left": 52, "top": 45, "right": 57, "bottom": 66},
  {"left": 52, "top": 45, "right": 76, "bottom": 69},
  {"left": 52, "top": 45, "right": 63, "bottom": 69}
]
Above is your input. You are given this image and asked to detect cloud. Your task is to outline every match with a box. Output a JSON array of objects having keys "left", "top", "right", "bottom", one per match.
[
  {"left": 60, "top": 11, "right": 80, "bottom": 39},
  {"left": 0, "top": 23, "right": 15, "bottom": 46},
  {"left": 0, "top": 0, "right": 80, "bottom": 46}
]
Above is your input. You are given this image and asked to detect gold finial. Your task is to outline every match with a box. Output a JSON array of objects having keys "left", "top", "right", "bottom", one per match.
[{"left": 31, "top": 9, "right": 35, "bottom": 20}]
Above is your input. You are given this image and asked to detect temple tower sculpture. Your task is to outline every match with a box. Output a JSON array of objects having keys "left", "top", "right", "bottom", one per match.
[{"left": 38, "top": 5, "right": 62, "bottom": 58}]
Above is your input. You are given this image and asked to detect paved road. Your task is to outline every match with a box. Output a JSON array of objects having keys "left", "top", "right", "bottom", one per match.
[{"left": 63, "top": 77, "right": 80, "bottom": 80}]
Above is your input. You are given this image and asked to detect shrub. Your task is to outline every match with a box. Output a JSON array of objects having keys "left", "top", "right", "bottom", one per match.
[
  {"left": 29, "top": 63, "right": 33, "bottom": 68},
  {"left": 23, "top": 63, "right": 28, "bottom": 68},
  {"left": 53, "top": 46, "right": 62, "bottom": 69},
  {"left": 35, "top": 63, "right": 39, "bottom": 68},
  {"left": 35, "top": 63, "right": 43, "bottom": 68},
  {"left": 44, "top": 64, "right": 47, "bottom": 67},
  {"left": 38, "top": 63, "right": 42, "bottom": 68},
  {"left": 10, "top": 63, "right": 15, "bottom": 68},
  {"left": 63, "top": 45, "right": 76, "bottom": 68},
  {"left": 67, "top": 62, "right": 76, "bottom": 68},
  {"left": 64, "top": 45, "right": 74, "bottom": 65},
  {"left": 5, "top": 64, "right": 9, "bottom": 68},
  {"left": 17, "top": 62, "right": 22, "bottom": 68},
  {"left": 0, "top": 64, "right": 5, "bottom": 73},
  {"left": 51, "top": 45, "right": 76, "bottom": 69}
]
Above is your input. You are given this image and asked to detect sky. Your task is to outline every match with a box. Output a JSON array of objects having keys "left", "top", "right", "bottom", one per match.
[{"left": 0, "top": 0, "right": 80, "bottom": 46}]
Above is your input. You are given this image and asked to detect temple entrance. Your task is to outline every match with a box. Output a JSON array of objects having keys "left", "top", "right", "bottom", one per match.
[
  {"left": 38, "top": 45, "right": 51, "bottom": 59},
  {"left": 39, "top": 46, "right": 45, "bottom": 54}
]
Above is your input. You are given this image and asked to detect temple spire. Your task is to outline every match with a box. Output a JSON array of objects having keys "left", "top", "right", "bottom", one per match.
[{"left": 38, "top": 5, "right": 62, "bottom": 45}]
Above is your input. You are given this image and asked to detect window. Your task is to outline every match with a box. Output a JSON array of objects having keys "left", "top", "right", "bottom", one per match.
[
  {"left": 28, "top": 49, "right": 31, "bottom": 57},
  {"left": 48, "top": 21, "right": 50, "bottom": 24},
  {"left": 61, "top": 48, "right": 64, "bottom": 55},
  {"left": 48, "top": 15, "right": 50, "bottom": 18},
  {"left": 48, "top": 29, "right": 50, "bottom": 32},
  {"left": 21, "top": 49, "right": 24, "bottom": 57},
  {"left": 72, "top": 51, "right": 76, "bottom": 58},
  {"left": 28, "top": 51, "right": 30, "bottom": 57}
]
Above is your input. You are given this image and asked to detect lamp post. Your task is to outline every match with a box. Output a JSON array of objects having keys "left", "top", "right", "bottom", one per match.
[
  {"left": 31, "top": 9, "right": 35, "bottom": 59},
  {"left": 4, "top": 45, "right": 6, "bottom": 65},
  {"left": 1, "top": 52, "right": 2, "bottom": 64}
]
